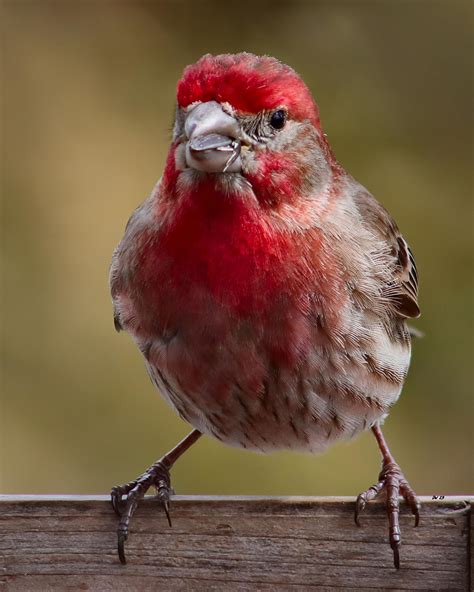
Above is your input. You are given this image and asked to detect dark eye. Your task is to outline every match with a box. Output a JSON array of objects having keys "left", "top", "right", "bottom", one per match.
[{"left": 269, "top": 109, "right": 287, "bottom": 130}]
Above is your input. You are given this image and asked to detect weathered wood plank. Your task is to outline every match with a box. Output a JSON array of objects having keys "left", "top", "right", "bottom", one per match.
[{"left": 0, "top": 495, "right": 471, "bottom": 591}]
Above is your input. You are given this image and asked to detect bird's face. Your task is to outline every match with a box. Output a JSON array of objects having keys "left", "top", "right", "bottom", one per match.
[
  {"left": 178, "top": 100, "right": 297, "bottom": 175},
  {"left": 170, "top": 53, "right": 334, "bottom": 202}
]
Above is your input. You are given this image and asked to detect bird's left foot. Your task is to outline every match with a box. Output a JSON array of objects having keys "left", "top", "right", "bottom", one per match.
[{"left": 355, "top": 460, "right": 420, "bottom": 569}]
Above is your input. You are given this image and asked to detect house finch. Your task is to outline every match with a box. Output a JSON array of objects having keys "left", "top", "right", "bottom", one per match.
[{"left": 110, "top": 53, "right": 421, "bottom": 567}]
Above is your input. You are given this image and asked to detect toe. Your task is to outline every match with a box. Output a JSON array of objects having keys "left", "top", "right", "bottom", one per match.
[
  {"left": 400, "top": 481, "right": 421, "bottom": 527},
  {"left": 354, "top": 481, "right": 384, "bottom": 526},
  {"left": 111, "top": 487, "right": 123, "bottom": 517},
  {"left": 354, "top": 494, "right": 366, "bottom": 526}
]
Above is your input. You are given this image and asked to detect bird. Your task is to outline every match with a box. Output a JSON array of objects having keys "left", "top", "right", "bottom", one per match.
[{"left": 109, "top": 52, "right": 421, "bottom": 568}]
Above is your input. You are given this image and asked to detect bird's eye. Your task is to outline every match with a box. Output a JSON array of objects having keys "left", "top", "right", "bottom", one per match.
[{"left": 269, "top": 109, "right": 287, "bottom": 130}]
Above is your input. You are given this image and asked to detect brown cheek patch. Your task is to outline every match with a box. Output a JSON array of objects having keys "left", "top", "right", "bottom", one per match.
[
  {"left": 161, "top": 144, "right": 180, "bottom": 195},
  {"left": 247, "top": 151, "right": 307, "bottom": 207}
]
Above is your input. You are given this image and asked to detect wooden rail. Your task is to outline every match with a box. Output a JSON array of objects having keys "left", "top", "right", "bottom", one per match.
[{"left": 0, "top": 495, "right": 471, "bottom": 591}]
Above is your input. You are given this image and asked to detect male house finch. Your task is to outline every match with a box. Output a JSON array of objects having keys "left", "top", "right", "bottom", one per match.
[{"left": 110, "top": 53, "right": 421, "bottom": 567}]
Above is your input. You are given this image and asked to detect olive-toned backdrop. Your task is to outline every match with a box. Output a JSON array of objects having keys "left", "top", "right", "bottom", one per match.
[{"left": 2, "top": 1, "right": 472, "bottom": 496}]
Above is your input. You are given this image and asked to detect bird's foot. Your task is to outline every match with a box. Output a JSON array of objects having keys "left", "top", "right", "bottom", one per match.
[
  {"left": 111, "top": 459, "right": 173, "bottom": 564},
  {"left": 355, "top": 460, "right": 420, "bottom": 569}
]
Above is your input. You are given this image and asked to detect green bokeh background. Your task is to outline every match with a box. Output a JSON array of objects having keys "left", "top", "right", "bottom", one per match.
[{"left": 2, "top": 1, "right": 472, "bottom": 496}]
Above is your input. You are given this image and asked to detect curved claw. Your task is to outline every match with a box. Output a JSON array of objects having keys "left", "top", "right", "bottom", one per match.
[
  {"left": 392, "top": 545, "right": 400, "bottom": 570},
  {"left": 413, "top": 504, "right": 420, "bottom": 528},
  {"left": 118, "top": 530, "right": 127, "bottom": 565},
  {"left": 408, "top": 497, "right": 421, "bottom": 527},
  {"left": 354, "top": 495, "right": 366, "bottom": 526},
  {"left": 162, "top": 499, "right": 172, "bottom": 528},
  {"left": 400, "top": 481, "right": 421, "bottom": 527}
]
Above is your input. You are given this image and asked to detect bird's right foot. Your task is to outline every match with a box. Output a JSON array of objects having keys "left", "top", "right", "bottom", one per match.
[{"left": 111, "top": 459, "right": 173, "bottom": 564}]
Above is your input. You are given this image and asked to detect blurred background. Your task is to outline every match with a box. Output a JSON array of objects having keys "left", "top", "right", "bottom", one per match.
[{"left": 1, "top": 1, "right": 472, "bottom": 496}]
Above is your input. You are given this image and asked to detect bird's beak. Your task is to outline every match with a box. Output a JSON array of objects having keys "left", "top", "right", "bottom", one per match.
[{"left": 184, "top": 101, "right": 243, "bottom": 173}]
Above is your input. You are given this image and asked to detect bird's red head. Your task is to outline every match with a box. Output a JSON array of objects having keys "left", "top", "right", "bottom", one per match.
[
  {"left": 177, "top": 53, "right": 320, "bottom": 127},
  {"left": 161, "top": 53, "right": 336, "bottom": 213}
]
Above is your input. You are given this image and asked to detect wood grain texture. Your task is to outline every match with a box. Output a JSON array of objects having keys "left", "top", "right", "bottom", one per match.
[{"left": 0, "top": 495, "right": 471, "bottom": 591}]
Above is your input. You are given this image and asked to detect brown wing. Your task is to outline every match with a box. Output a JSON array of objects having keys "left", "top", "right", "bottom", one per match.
[
  {"left": 393, "top": 234, "right": 420, "bottom": 318},
  {"left": 354, "top": 190, "right": 420, "bottom": 319}
]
